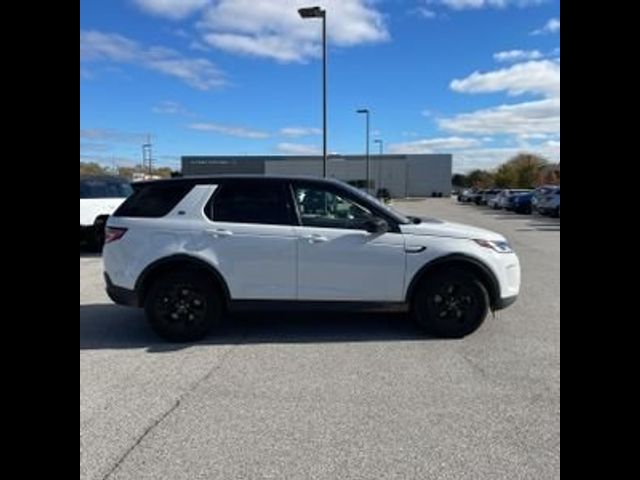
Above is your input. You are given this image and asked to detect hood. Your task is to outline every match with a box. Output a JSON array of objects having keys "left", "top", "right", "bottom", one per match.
[{"left": 400, "top": 217, "right": 505, "bottom": 241}]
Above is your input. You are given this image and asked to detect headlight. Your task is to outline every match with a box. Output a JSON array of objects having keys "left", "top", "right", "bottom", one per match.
[{"left": 473, "top": 239, "right": 513, "bottom": 253}]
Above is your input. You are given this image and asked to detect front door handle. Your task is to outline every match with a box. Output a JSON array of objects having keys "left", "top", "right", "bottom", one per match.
[
  {"left": 208, "top": 229, "right": 234, "bottom": 238},
  {"left": 302, "top": 234, "right": 329, "bottom": 244}
]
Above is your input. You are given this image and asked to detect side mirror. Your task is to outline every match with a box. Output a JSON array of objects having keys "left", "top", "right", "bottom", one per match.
[{"left": 363, "top": 218, "right": 389, "bottom": 234}]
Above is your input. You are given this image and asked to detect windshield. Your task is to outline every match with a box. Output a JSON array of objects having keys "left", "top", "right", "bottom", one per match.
[
  {"left": 340, "top": 182, "right": 410, "bottom": 224},
  {"left": 80, "top": 178, "right": 133, "bottom": 199}
]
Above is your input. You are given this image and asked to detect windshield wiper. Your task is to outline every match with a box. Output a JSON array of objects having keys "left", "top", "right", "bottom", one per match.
[{"left": 407, "top": 215, "right": 422, "bottom": 224}]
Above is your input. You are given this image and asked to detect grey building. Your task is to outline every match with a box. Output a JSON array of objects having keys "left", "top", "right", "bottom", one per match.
[{"left": 181, "top": 154, "right": 452, "bottom": 198}]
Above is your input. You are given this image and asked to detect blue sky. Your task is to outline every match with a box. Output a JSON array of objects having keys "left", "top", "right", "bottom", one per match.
[{"left": 80, "top": 0, "right": 560, "bottom": 173}]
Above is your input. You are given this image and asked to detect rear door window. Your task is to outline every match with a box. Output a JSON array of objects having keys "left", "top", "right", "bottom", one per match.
[{"left": 207, "top": 181, "right": 295, "bottom": 226}]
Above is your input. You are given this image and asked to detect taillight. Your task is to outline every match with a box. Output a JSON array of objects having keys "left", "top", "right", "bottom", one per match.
[{"left": 104, "top": 227, "right": 127, "bottom": 244}]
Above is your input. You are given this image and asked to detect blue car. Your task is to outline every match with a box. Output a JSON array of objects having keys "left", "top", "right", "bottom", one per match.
[{"left": 506, "top": 192, "right": 534, "bottom": 214}]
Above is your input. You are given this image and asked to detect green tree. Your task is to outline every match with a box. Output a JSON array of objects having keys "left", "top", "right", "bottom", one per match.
[
  {"left": 493, "top": 163, "right": 517, "bottom": 187},
  {"left": 80, "top": 162, "right": 108, "bottom": 176},
  {"left": 506, "top": 153, "right": 548, "bottom": 188},
  {"left": 452, "top": 174, "right": 469, "bottom": 187},
  {"left": 116, "top": 165, "right": 173, "bottom": 179},
  {"left": 466, "top": 169, "right": 494, "bottom": 188}
]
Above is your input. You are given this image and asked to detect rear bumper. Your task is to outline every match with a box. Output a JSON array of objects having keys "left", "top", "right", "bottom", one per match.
[
  {"left": 494, "top": 295, "right": 518, "bottom": 310},
  {"left": 105, "top": 273, "right": 139, "bottom": 307}
]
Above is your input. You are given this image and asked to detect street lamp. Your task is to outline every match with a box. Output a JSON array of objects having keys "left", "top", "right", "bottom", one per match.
[
  {"left": 298, "top": 6, "right": 327, "bottom": 177},
  {"left": 356, "top": 109, "right": 370, "bottom": 192},
  {"left": 373, "top": 138, "right": 383, "bottom": 155},
  {"left": 374, "top": 139, "right": 383, "bottom": 193}
]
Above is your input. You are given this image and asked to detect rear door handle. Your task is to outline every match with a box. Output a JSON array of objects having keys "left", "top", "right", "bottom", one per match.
[
  {"left": 208, "top": 229, "right": 234, "bottom": 238},
  {"left": 302, "top": 234, "right": 328, "bottom": 244}
]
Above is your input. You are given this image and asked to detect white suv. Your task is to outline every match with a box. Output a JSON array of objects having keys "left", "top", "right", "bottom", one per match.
[
  {"left": 80, "top": 176, "right": 133, "bottom": 248},
  {"left": 104, "top": 176, "right": 520, "bottom": 341}
]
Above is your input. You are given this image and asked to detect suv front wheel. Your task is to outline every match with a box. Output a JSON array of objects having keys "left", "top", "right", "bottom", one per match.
[
  {"left": 412, "top": 269, "right": 489, "bottom": 338},
  {"left": 144, "top": 271, "right": 223, "bottom": 342}
]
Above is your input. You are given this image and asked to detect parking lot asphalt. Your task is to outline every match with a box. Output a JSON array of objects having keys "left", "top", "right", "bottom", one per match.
[{"left": 80, "top": 199, "right": 560, "bottom": 480}]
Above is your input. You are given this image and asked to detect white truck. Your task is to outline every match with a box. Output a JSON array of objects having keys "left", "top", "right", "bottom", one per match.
[{"left": 80, "top": 176, "right": 133, "bottom": 248}]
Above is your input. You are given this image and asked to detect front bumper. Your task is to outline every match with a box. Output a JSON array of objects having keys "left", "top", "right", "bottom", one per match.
[
  {"left": 105, "top": 273, "right": 139, "bottom": 307},
  {"left": 493, "top": 295, "right": 518, "bottom": 310}
]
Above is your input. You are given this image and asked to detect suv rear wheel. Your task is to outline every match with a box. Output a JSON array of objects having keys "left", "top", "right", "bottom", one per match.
[
  {"left": 144, "top": 271, "right": 222, "bottom": 342},
  {"left": 412, "top": 269, "right": 489, "bottom": 338}
]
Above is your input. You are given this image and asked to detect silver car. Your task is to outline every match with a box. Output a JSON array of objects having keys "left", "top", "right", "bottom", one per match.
[
  {"left": 536, "top": 187, "right": 560, "bottom": 217},
  {"left": 491, "top": 189, "right": 533, "bottom": 210}
]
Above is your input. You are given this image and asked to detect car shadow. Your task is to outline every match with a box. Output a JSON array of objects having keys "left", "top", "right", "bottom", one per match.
[{"left": 80, "top": 304, "right": 436, "bottom": 352}]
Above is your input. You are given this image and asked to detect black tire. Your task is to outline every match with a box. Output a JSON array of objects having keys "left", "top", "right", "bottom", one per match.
[
  {"left": 90, "top": 217, "right": 108, "bottom": 252},
  {"left": 411, "top": 269, "right": 490, "bottom": 338},
  {"left": 91, "top": 226, "right": 105, "bottom": 251},
  {"left": 144, "top": 271, "right": 223, "bottom": 342}
]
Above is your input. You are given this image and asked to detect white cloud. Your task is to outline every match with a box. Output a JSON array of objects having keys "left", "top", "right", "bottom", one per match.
[
  {"left": 197, "top": 0, "right": 389, "bottom": 63},
  {"left": 80, "top": 67, "right": 93, "bottom": 79},
  {"left": 411, "top": 7, "right": 437, "bottom": 18},
  {"left": 452, "top": 142, "right": 560, "bottom": 172},
  {"left": 189, "top": 40, "right": 211, "bottom": 52},
  {"left": 276, "top": 143, "right": 321, "bottom": 155},
  {"left": 132, "top": 0, "right": 209, "bottom": 20},
  {"left": 517, "top": 132, "right": 555, "bottom": 141},
  {"left": 80, "top": 142, "right": 110, "bottom": 153},
  {"left": 388, "top": 136, "right": 482, "bottom": 154},
  {"left": 80, "top": 30, "right": 226, "bottom": 90},
  {"left": 279, "top": 127, "right": 322, "bottom": 137},
  {"left": 80, "top": 128, "right": 147, "bottom": 144},
  {"left": 450, "top": 60, "right": 559, "bottom": 97},
  {"left": 493, "top": 49, "right": 543, "bottom": 62},
  {"left": 531, "top": 17, "right": 560, "bottom": 35},
  {"left": 189, "top": 122, "right": 270, "bottom": 139},
  {"left": 438, "top": 97, "right": 559, "bottom": 135},
  {"left": 152, "top": 101, "right": 193, "bottom": 116},
  {"left": 437, "top": 0, "right": 544, "bottom": 9}
]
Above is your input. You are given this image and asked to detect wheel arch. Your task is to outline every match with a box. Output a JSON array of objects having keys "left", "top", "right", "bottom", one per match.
[
  {"left": 405, "top": 254, "right": 501, "bottom": 309},
  {"left": 135, "top": 254, "right": 231, "bottom": 307}
]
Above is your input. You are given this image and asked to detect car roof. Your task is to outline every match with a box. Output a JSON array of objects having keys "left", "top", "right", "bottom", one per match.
[
  {"left": 80, "top": 175, "right": 130, "bottom": 183},
  {"left": 133, "top": 174, "right": 347, "bottom": 188}
]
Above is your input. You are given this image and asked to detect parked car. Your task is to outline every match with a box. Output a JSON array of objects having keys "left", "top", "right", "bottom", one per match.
[
  {"left": 479, "top": 189, "right": 501, "bottom": 206},
  {"left": 506, "top": 192, "right": 534, "bottom": 214},
  {"left": 487, "top": 189, "right": 506, "bottom": 209},
  {"left": 536, "top": 188, "right": 560, "bottom": 217},
  {"left": 457, "top": 188, "right": 477, "bottom": 202},
  {"left": 104, "top": 175, "right": 521, "bottom": 342},
  {"left": 472, "top": 190, "right": 487, "bottom": 205},
  {"left": 376, "top": 188, "right": 391, "bottom": 202},
  {"left": 80, "top": 176, "right": 133, "bottom": 248},
  {"left": 531, "top": 185, "right": 558, "bottom": 213},
  {"left": 491, "top": 189, "right": 533, "bottom": 210}
]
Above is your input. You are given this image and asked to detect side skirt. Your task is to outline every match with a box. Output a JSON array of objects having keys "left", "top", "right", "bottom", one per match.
[{"left": 228, "top": 300, "right": 409, "bottom": 313}]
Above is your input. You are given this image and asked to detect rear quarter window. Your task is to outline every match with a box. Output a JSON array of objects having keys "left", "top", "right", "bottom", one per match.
[{"left": 113, "top": 183, "right": 193, "bottom": 218}]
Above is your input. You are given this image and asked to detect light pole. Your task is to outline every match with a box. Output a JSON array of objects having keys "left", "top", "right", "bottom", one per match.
[
  {"left": 298, "top": 6, "right": 327, "bottom": 177},
  {"left": 356, "top": 109, "right": 370, "bottom": 192},
  {"left": 374, "top": 139, "right": 383, "bottom": 193}
]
